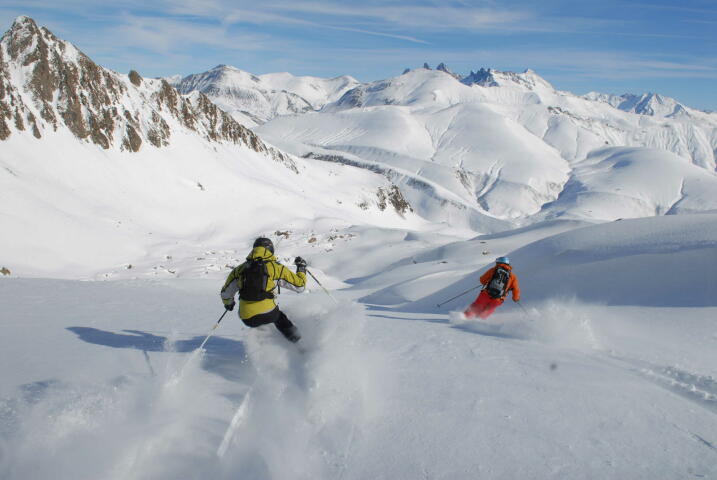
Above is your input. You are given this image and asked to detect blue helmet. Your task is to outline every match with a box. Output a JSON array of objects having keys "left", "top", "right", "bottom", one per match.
[{"left": 496, "top": 256, "right": 510, "bottom": 265}]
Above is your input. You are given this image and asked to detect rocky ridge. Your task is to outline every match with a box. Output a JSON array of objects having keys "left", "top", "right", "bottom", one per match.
[{"left": 0, "top": 16, "right": 295, "bottom": 171}]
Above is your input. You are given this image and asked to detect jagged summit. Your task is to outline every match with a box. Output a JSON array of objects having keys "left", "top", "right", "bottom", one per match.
[
  {"left": 400, "top": 64, "right": 552, "bottom": 90},
  {"left": 462, "top": 68, "right": 498, "bottom": 87},
  {"left": 461, "top": 67, "right": 554, "bottom": 90}
]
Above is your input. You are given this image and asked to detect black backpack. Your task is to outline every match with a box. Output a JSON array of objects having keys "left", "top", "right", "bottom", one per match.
[
  {"left": 486, "top": 266, "right": 510, "bottom": 299},
  {"left": 239, "top": 259, "right": 274, "bottom": 301}
]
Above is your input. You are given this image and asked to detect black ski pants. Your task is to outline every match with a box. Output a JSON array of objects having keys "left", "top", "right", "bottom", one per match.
[{"left": 242, "top": 307, "right": 296, "bottom": 340}]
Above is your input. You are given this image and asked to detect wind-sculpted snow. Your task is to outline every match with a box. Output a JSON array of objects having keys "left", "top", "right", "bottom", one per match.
[
  {"left": 539, "top": 147, "right": 717, "bottom": 221},
  {"left": 510, "top": 214, "right": 717, "bottom": 307}
]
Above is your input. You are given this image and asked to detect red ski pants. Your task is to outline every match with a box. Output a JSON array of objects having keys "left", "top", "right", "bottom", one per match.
[{"left": 464, "top": 290, "right": 503, "bottom": 319}]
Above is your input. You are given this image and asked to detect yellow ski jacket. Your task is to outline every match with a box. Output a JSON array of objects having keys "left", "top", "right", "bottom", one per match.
[{"left": 220, "top": 246, "right": 306, "bottom": 320}]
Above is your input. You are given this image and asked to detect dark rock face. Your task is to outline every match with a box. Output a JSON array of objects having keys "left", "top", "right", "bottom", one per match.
[
  {"left": 128, "top": 69, "right": 142, "bottom": 87},
  {"left": 461, "top": 68, "right": 498, "bottom": 87},
  {"left": 436, "top": 63, "right": 461, "bottom": 80},
  {"left": 0, "top": 16, "right": 296, "bottom": 172}
]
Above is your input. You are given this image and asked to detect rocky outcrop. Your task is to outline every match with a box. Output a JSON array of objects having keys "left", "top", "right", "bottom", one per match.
[
  {"left": 128, "top": 70, "right": 142, "bottom": 87},
  {"left": 0, "top": 16, "right": 296, "bottom": 171},
  {"left": 377, "top": 185, "right": 413, "bottom": 216},
  {"left": 461, "top": 68, "right": 499, "bottom": 87}
]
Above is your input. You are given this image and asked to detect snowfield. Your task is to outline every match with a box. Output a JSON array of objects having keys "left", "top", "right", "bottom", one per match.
[
  {"left": 2, "top": 215, "right": 716, "bottom": 480},
  {"left": 0, "top": 130, "right": 429, "bottom": 279},
  {"left": 2, "top": 15, "right": 717, "bottom": 480}
]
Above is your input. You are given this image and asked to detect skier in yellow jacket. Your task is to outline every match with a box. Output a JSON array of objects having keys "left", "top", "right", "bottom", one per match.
[{"left": 220, "top": 237, "right": 306, "bottom": 343}]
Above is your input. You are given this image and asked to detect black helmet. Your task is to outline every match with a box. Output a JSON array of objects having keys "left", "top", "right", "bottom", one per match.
[{"left": 253, "top": 237, "right": 274, "bottom": 254}]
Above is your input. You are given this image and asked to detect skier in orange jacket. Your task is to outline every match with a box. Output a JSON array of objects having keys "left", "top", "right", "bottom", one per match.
[{"left": 464, "top": 256, "right": 520, "bottom": 319}]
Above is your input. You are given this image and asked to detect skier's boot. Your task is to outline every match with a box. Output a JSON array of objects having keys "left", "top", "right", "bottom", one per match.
[{"left": 284, "top": 325, "right": 301, "bottom": 343}]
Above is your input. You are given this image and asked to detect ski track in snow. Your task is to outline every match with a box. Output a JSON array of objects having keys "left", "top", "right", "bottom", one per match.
[{"left": 599, "top": 354, "right": 717, "bottom": 416}]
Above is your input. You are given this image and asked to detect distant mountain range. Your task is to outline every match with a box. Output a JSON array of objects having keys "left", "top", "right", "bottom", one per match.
[{"left": 1, "top": 15, "right": 716, "bottom": 277}]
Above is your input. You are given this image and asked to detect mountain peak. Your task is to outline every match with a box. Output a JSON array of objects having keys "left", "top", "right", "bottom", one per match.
[
  {"left": 12, "top": 15, "right": 34, "bottom": 25},
  {"left": 11, "top": 15, "right": 36, "bottom": 28},
  {"left": 212, "top": 64, "right": 237, "bottom": 71},
  {"left": 5, "top": 15, "right": 41, "bottom": 46},
  {"left": 436, "top": 62, "right": 461, "bottom": 80}
]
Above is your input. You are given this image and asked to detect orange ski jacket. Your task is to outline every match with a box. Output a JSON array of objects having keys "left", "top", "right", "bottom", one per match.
[{"left": 479, "top": 263, "right": 521, "bottom": 301}]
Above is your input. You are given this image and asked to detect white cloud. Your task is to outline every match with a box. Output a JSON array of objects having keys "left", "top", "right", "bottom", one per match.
[{"left": 106, "top": 14, "right": 270, "bottom": 54}]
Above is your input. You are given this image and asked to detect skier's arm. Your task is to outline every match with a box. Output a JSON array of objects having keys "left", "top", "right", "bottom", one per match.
[
  {"left": 278, "top": 279, "right": 304, "bottom": 293},
  {"left": 479, "top": 267, "right": 495, "bottom": 285},
  {"left": 510, "top": 275, "right": 521, "bottom": 301},
  {"left": 277, "top": 262, "right": 306, "bottom": 290},
  {"left": 220, "top": 265, "right": 244, "bottom": 306}
]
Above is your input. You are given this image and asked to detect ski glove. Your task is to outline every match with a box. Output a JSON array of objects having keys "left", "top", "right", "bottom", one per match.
[
  {"left": 294, "top": 256, "right": 307, "bottom": 273},
  {"left": 225, "top": 302, "right": 235, "bottom": 311}
]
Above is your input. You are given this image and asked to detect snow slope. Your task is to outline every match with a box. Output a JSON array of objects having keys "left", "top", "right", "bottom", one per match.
[
  {"left": 2, "top": 214, "right": 716, "bottom": 479},
  {"left": 539, "top": 147, "right": 717, "bottom": 221},
  {"left": 0, "top": 130, "right": 427, "bottom": 279}
]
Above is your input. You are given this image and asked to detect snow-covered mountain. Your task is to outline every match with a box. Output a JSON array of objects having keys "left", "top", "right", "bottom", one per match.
[
  {"left": 0, "top": 17, "right": 291, "bottom": 163},
  {"left": 255, "top": 65, "right": 717, "bottom": 226},
  {"left": 169, "top": 65, "right": 359, "bottom": 127}
]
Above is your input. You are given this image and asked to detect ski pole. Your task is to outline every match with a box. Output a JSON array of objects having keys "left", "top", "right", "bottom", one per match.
[
  {"left": 436, "top": 285, "right": 482, "bottom": 308},
  {"left": 175, "top": 310, "right": 229, "bottom": 377},
  {"left": 515, "top": 300, "right": 533, "bottom": 321},
  {"left": 197, "top": 309, "right": 229, "bottom": 352},
  {"left": 306, "top": 268, "right": 339, "bottom": 304},
  {"left": 516, "top": 301, "right": 528, "bottom": 314}
]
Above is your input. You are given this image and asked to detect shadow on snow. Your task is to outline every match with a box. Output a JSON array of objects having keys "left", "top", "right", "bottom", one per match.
[{"left": 65, "top": 326, "right": 249, "bottom": 382}]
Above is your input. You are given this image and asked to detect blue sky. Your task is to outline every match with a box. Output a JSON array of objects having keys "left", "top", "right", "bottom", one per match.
[{"left": 2, "top": 0, "right": 716, "bottom": 110}]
